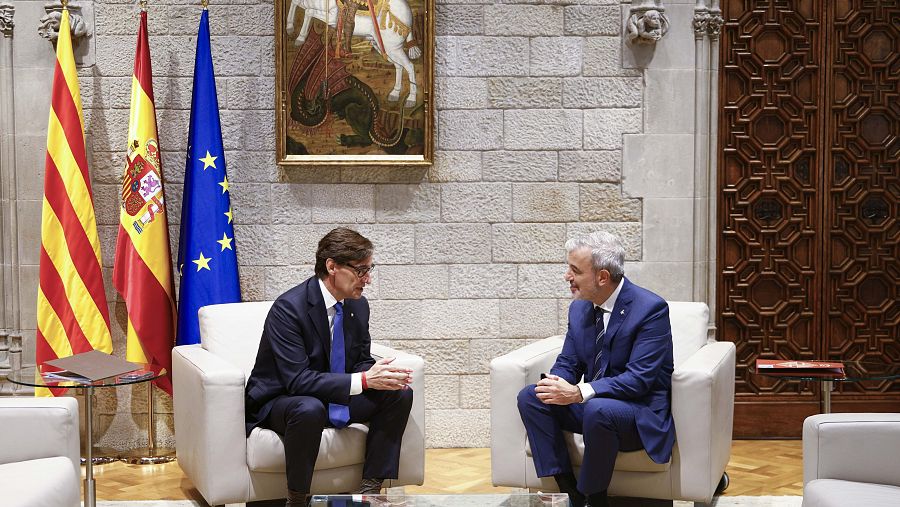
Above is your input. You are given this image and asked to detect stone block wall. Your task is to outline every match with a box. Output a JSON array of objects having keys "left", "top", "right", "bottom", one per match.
[{"left": 1, "top": 0, "right": 711, "bottom": 448}]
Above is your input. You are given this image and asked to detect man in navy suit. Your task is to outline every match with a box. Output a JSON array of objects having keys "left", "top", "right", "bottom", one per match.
[
  {"left": 245, "top": 228, "right": 414, "bottom": 506},
  {"left": 518, "top": 231, "right": 674, "bottom": 507}
]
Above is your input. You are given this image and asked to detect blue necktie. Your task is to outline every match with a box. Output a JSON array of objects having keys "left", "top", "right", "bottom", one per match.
[
  {"left": 591, "top": 307, "right": 606, "bottom": 381},
  {"left": 329, "top": 302, "right": 350, "bottom": 428}
]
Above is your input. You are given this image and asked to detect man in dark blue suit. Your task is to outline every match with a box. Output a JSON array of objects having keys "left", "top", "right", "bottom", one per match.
[
  {"left": 245, "top": 228, "right": 414, "bottom": 506},
  {"left": 518, "top": 231, "right": 674, "bottom": 507}
]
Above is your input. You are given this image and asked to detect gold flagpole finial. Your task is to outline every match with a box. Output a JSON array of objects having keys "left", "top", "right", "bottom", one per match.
[
  {"left": 61, "top": 0, "right": 69, "bottom": 8},
  {"left": 201, "top": 0, "right": 209, "bottom": 9},
  {"left": 140, "top": 0, "right": 148, "bottom": 11}
]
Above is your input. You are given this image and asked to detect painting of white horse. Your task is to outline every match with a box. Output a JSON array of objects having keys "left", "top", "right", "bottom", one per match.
[{"left": 286, "top": 0, "right": 421, "bottom": 106}]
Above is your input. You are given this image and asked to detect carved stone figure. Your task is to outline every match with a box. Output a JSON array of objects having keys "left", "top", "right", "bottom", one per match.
[
  {"left": 38, "top": 6, "right": 88, "bottom": 42},
  {"left": 0, "top": 3, "right": 14, "bottom": 37},
  {"left": 626, "top": 9, "right": 670, "bottom": 45}
]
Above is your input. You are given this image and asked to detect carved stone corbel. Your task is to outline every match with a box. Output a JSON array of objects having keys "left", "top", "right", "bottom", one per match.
[
  {"left": 626, "top": 1, "right": 670, "bottom": 46},
  {"left": 706, "top": 9, "right": 724, "bottom": 41},
  {"left": 0, "top": 2, "right": 14, "bottom": 38},
  {"left": 693, "top": 6, "right": 710, "bottom": 40},
  {"left": 38, "top": 1, "right": 90, "bottom": 44}
]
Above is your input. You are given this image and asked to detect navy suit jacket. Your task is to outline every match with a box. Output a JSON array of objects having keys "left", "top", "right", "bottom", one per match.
[
  {"left": 550, "top": 277, "right": 675, "bottom": 463},
  {"left": 244, "top": 276, "right": 375, "bottom": 435}
]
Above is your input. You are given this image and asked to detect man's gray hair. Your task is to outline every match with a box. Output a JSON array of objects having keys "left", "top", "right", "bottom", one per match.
[{"left": 565, "top": 231, "right": 625, "bottom": 282}]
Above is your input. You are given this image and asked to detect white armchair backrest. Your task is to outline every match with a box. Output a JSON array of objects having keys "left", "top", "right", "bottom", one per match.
[
  {"left": 667, "top": 301, "right": 711, "bottom": 368},
  {"left": 198, "top": 301, "right": 274, "bottom": 379}
]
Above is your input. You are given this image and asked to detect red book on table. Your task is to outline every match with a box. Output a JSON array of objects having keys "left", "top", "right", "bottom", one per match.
[{"left": 756, "top": 359, "right": 845, "bottom": 377}]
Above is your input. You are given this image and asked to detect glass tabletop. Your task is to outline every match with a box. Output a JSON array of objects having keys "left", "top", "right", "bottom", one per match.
[
  {"left": 752, "top": 359, "right": 900, "bottom": 382},
  {"left": 5, "top": 363, "right": 166, "bottom": 389},
  {"left": 310, "top": 494, "right": 569, "bottom": 507}
]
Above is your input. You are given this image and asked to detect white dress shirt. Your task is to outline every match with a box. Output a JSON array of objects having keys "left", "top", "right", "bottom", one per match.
[
  {"left": 318, "top": 279, "right": 363, "bottom": 395},
  {"left": 577, "top": 277, "right": 625, "bottom": 402}
]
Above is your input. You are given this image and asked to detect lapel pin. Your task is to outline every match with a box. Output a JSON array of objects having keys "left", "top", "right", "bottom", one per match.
[{"left": 620, "top": 309, "right": 625, "bottom": 315}]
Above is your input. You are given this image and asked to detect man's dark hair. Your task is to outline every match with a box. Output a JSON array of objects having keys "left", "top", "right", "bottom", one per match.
[{"left": 315, "top": 227, "right": 374, "bottom": 278}]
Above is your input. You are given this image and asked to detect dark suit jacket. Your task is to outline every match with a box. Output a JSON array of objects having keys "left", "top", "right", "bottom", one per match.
[
  {"left": 244, "top": 276, "right": 375, "bottom": 435},
  {"left": 550, "top": 277, "right": 675, "bottom": 463}
]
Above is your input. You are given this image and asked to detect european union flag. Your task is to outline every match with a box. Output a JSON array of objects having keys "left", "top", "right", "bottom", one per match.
[{"left": 176, "top": 9, "right": 240, "bottom": 346}]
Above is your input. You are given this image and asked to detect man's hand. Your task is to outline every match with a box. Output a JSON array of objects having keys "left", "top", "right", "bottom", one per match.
[
  {"left": 535, "top": 374, "right": 583, "bottom": 405},
  {"left": 365, "top": 357, "right": 413, "bottom": 391}
]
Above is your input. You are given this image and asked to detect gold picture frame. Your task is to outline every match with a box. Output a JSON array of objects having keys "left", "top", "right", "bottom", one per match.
[{"left": 275, "top": 0, "right": 434, "bottom": 165}]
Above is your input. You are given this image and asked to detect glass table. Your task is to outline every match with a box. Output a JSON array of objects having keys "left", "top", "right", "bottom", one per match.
[
  {"left": 6, "top": 363, "right": 166, "bottom": 507},
  {"left": 310, "top": 493, "right": 569, "bottom": 506},
  {"left": 753, "top": 359, "right": 900, "bottom": 413}
]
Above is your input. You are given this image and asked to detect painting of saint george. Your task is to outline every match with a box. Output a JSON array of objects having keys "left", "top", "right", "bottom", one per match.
[{"left": 275, "top": 0, "right": 434, "bottom": 165}]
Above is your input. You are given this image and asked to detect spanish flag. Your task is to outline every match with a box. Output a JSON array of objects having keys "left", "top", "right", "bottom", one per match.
[
  {"left": 36, "top": 7, "right": 113, "bottom": 396},
  {"left": 113, "top": 8, "right": 175, "bottom": 395}
]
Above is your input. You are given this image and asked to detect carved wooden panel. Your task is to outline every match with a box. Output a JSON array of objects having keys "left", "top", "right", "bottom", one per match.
[
  {"left": 720, "top": 0, "right": 900, "bottom": 436},
  {"left": 825, "top": 0, "right": 900, "bottom": 399},
  {"left": 719, "top": 0, "right": 823, "bottom": 400}
]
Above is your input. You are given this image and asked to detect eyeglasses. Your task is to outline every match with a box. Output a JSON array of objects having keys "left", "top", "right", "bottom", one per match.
[{"left": 344, "top": 262, "right": 375, "bottom": 278}]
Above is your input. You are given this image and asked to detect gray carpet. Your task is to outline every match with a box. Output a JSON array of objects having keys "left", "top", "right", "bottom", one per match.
[{"left": 96, "top": 496, "right": 803, "bottom": 506}]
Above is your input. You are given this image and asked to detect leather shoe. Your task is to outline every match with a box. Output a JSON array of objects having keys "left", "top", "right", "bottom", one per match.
[{"left": 354, "top": 478, "right": 384, "bottom": 495}]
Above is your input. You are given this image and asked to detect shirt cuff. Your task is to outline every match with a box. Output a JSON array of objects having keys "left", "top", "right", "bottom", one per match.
[
  {"left": 577, "top": 382, "right": 595, "bottom": 403},
  {"left": 350, "top": 372, "right": 363, "bottom": 395}
]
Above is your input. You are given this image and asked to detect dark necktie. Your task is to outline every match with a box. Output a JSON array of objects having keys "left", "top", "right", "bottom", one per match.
[
  {"left": 591, "top": 307, "right": 606, "bottom": 381},
  {"left": 329, "top": 302, "right": 350, "bottom": 428}
]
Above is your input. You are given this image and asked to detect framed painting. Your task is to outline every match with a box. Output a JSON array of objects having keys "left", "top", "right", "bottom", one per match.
[{"left": 275, "top": 0, "right": 434, "bottom": 165}]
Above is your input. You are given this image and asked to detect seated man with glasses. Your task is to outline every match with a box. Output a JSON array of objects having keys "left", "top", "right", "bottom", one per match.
[{"left": 245, "top": 227, "right": 414, "bottom": 506}]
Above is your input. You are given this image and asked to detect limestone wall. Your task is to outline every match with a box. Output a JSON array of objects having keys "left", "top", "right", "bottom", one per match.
[{"left": 0, "top": 0, "right": 718, "bottom": 448}]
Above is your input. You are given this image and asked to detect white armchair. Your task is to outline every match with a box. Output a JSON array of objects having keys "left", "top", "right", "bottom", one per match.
[
  {"left": 0, "top": 396, "right": 81, "bottom": 507},
  {"left": 490, "top": 302, "right": 735, "bottom": 506},
  {"left": 802, "top": 413, "right": 900, "bottom": 507},
  {"left": 173, "top": 301, "right": 425, "bottom": 506}
]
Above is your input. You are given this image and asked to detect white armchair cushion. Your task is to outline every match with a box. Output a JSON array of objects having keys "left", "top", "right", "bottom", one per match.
[
  {"left": 0, "top": 457, "right": 81, "bottom": 507},
  {"left": 247, "top": 424, "right": 368, "bottom": 473},
  {"left": 197, "top": 300, "right": 274, "bottom": 378},
  {"left": 525, "top": 434, "right": 671, "bottom": 472},
  {"left": 802, "top": 413, "right": 900, "bottom": 507},
  {"left": 804, "top": 480, "right": 900, "bottom": 507},
  {"left": 667, "top": 301, "right": 710, "bottom": 367},
  {"left": 0, "top": 397, "right": 81, "bottom": 507}
]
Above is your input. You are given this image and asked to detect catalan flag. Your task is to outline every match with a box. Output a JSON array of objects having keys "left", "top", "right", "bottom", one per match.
[
  {"left": 113, "top": 8, "right": 175, "bottom": 395},
  {"left": 36, "top": 8, "right": 113, "bottom": 396},
  {"left": 176, "top": 8, "right": 241, "bottom": 346}
]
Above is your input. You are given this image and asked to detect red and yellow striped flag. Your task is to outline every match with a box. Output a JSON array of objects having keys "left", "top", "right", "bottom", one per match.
[
  {"left": 113, "top": 9, "right": 175, "bottom": 395},
  {"left": 36, "top": 8, "right": 113, "bottom": 396}
]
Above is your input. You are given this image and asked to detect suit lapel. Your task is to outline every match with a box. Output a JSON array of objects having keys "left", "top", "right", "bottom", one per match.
[
  {"left": 601, "top": 278, "right": 634, "bottom": 374},
  {"left": 306, "top": 278, "right": 332, "bottom": 363}
]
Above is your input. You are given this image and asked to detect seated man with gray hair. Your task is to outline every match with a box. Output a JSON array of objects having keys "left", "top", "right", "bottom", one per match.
[{"left": 517, "top": 231, "right": 675, "bottom": 507}]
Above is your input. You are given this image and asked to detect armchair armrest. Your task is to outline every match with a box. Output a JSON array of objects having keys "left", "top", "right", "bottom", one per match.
[
  {"left": 803, "top": 413, "right": 900, "bottom": 488},
  {"left": 173, "top": 344, "right": 250, "bottom": 505},
  {"left": 489, "top": 336, "right": 565, "bottom": 487},
  {"left": 371, "top": 343, "right": 425, "bottom": 486},
  {"left": 0, "top": 397, "right": 80, "bottom": 479},
  {"left": 671, "top": 341, "right": 736, "bottom": 502}
]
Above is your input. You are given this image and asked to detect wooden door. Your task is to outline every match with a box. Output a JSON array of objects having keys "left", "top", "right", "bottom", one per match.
[{"left": 718, "top": 0, "right": 899, "bottom": 437}]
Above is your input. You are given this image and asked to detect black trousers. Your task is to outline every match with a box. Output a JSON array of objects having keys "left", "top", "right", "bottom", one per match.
[{"left": 265, "top": 388, "right": 413, "bottom": 493}]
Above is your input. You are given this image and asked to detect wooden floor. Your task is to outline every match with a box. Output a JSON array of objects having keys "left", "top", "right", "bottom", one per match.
[{"left": 89, "top": 440, "right": 804, "bottom": 503}]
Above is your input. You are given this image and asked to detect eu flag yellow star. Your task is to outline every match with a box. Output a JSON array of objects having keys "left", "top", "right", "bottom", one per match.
[
  {"left": 224, "top": 206, "right": 233, "bottom": 223},
  {"left": 217, "top": 232, "right": 234, "bottom": 251},
  {"left": 218, "top": 175, "right": 229, "bottom": 194},
  {"left": 192, "top": 252, "right": 212, "bottom": 272},
  {"left": 199, "top": 150, "right": 217, "bottom": 170}
]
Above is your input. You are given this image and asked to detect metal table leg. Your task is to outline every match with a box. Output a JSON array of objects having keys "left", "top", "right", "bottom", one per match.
[
  {"left": 84, "top": 386, "right": 96, "bottom": 507},
  {"left": 822, "top": 379, "right": 832, "bottom": 414}
]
